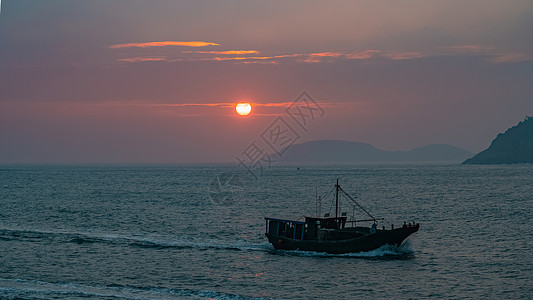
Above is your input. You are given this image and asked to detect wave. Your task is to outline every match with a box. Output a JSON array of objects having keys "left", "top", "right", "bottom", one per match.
[
  {"left": 0, "top": 278, "right": 272, "bottom": 300},
  {"left": 0, "top": 227, "right": 271, "bottom": 253}
]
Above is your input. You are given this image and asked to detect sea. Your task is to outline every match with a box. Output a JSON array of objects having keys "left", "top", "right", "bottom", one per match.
[{"left": 0, "top": 164, "right": 532, "bottom": 299}]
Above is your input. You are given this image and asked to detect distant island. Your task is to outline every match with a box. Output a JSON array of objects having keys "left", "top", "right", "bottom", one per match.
[
  {"left": 462, "top": 116, "right": 533, "bottom": 164},
  {"left": 280, "top": 140, "right": 473, "bottom": 163}
]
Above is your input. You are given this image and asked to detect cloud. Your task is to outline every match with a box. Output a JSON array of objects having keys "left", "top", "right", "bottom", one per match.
[
  {"left": 260, "top": 50, "right": 426, "bottom": 63},
  {"left": 107, "top": 41, "right": 433, "bottom": 64},
  {"left": 113, "top": 44, "right": 530, "bottom": 65},
  {"left": 110, "top": 41, "right": 220, "bottom": 49},
  {"left": 383, "top": 51, "right": 426, "bottom": 60},
  {"left": 101, "top": 100, "right": 335, "bottom": 110},
  {"left": 440, "top": 45, "right": 533, "bottom": 63},
  {"left": 442, "top": 45, "right": 493, "bottom": 54},
  {"left": 143, "top": 101, "right": 341, "bottom": 110},
  {"left": 488, "top": 53, "right": 533, "bottom": 63},
  {"left": 303, "top": 57, "right": 322, "bottom": 63},
  {"left": 345, "top": 50, "right": 381, "bottom": 60},
  {"left": 118, "top": 57, "right": 167, "bottom": 63},
  {"left": 273, "top": 54, "right": 304, "bottom": 58},
  {"left": 240, "top": 60, "right": 279, "bottom": 65},
  {"left": 194, "top": 50, "right": 260, "bottom": 55},
  {"left": 309, "top": 51, "right": 344, "bottom": 57},
  {"left": 213, "top": 56, "right": 273, "bottom": 61},
  {"left": 304, "top": 50, "right": 377, "bottom": 63},
  {"left": 305, "top": 50, "right": 381, "bottom": 62},
  {"left": 116, "top": 55, "right": 276, "bottom": 63}
]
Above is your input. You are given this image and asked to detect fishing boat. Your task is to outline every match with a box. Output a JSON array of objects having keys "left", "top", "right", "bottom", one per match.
[{"left": 264, "top": 180, "right": 419, "bottom": 254}]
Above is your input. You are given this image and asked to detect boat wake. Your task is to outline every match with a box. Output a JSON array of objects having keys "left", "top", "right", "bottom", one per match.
[
  {"left": 0, "top": 278, "right": 271, "bottom": 300},
  {"left": 0, "top": 227, "right": 272, "bottom": 253},
  {"left": 271, "top": 241, "right": 414, "bottom": 259}
]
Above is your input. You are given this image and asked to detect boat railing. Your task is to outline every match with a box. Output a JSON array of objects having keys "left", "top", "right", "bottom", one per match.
[{"left": 345, "top": 217, "right": 384, "bottom": 226}]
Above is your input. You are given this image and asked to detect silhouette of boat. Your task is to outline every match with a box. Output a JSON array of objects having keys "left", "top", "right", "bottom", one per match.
[{"left": 265, "top": 180, "right": 419, "bottom": 254}]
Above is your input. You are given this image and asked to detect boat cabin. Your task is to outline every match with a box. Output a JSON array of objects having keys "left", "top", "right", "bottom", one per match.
[
  {"left": 265, "top": 218, "right": 306, "bottom": 240},
  {"left": 265, "top": 216, "right": 349, "bottom": 241}
]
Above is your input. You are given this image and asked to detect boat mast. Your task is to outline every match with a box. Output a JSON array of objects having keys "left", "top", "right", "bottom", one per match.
[
  {"left": 315, "top": 185, "right": 318, "bottom": 217},
  {"left": 335, "top": 179, "right": 339, "bottom": 219}
]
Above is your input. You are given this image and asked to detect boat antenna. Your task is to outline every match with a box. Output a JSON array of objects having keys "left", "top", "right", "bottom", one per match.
[
  {"left": 318, "top": 195, "right": 322, "bottom": 217},
  {"left": 335, "top": 178, "right": 339, "bottom": 219}
]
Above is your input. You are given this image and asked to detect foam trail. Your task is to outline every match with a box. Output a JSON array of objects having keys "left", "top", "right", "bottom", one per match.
[
  {"left": 273, "top": 241, "right": 414, "bottom": 258},
  {"left": 0, "top": 227, "right": 271, "bottom": 253}
]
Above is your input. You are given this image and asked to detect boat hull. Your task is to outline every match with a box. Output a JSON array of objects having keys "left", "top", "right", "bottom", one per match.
[{"left": 265, "top": 224, "right": 419, "bottom": 254}]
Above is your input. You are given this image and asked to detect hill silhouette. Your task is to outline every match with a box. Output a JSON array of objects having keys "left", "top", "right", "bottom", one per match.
[
  {"left": 280, "top": 140, "right": 473, "bottom": 163},
  {"left": 463, "top": 116, "right": 533, "bottom": 164}
]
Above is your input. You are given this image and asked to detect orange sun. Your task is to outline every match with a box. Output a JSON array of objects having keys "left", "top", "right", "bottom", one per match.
[{"left": 235, "top": 102, "right": 252, "bottom": 116}]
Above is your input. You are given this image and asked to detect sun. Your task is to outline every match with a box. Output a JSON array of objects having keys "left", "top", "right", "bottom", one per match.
[{"left": 235, "top": 102, "right": 252, "bottom": 116}]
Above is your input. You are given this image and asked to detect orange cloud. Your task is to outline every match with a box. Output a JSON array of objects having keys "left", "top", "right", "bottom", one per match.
[
  {"left": 110, "top": 41, "right": 220, "bottom": 49},
  {"left": 195, "top": 50, "right": 260, "bottom": 55},
  {"left": 118, "top": 57, "right": 167, "bottom": 63},
  {"left": 149, "top": 103, "right": 236, "bottom": 107},
  {"left": 304, "top": 50, "right": 381, "bottom": 62},
  {"left": 116, "top": 47, "right": 499, "bottom": 65},
  {"left": 274, "top": 54, "right": 304, "bottom": 58},
  {"left": 303, "top": 57, "right": 322, "bottom": 63},
  {"left": 305, "top": 51, "right": 344, "bottom": 63},
  {"left": 345, "top": 50, "right": 381, "bottom": 59},
  {"left": 309, "top": 51, "right": 344, "bottom": 57},
  {"left": 213, "top": 56, "right": 273, "bottom": 61}
]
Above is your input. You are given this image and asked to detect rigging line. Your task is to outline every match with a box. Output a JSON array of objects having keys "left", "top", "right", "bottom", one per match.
[
  {"left": 317, "top": 186, "right": 335, "bottom": 205},
  {"left": 315, "top": 185, "right": 337, "bottom": 217},
  {"left": 339, "top": 187, "right": 375, "bottom": 220},
  {"left": 320, "top": 186, "right": 335, "bottom": 199}
]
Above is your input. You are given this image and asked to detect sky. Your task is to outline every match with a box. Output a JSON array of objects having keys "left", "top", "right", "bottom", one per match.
[{"left": 1, "top": 0, "right": 532, "bottom": 163}]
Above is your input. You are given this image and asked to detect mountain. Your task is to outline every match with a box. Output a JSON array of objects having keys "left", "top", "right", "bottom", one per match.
[
  {"left": 280, "top": 140, "right": 473, "bottom": 163},
  {"left": 462, "top": 116, "right": 533, "bottom": 164}
]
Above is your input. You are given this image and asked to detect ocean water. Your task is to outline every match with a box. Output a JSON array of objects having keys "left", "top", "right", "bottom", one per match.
[{"left": 0, "top": 164, "right": 532, "bottom": 299}]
